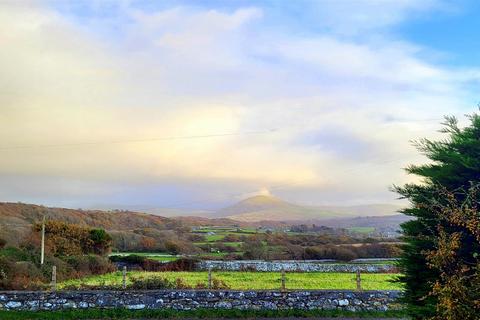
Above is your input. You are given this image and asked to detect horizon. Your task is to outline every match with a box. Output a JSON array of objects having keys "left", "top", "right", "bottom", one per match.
[{"left": 1, "top": 1, "right": 480, "bottom": 211}]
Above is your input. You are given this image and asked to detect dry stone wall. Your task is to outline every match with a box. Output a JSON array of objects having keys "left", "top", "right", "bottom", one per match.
[
  {"left": 0, "top": 290, "right": 401, "bottom": 312},
  {"left": 197, "top": 260, "right": 397, "bottom": 273}
]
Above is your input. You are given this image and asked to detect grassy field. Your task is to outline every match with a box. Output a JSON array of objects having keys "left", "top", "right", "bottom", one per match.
[
  {"left": 60, "top": 271, "right": 402, "bottom": 291},
  {"left": 347, "top": 227, "right": 376, "bottom": 234},
  {"left": 109, "top": 252, "right": 178, "bottom": 262}
]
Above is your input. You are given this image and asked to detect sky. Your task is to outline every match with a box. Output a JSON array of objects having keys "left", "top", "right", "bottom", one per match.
[{"left": 1, "top": 0, "right": 480, "bottom": 211}]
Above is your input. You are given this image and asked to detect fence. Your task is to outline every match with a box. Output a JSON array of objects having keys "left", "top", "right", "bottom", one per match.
[{"left": 49, "top": 265, "right": 384, "bottom": 291}]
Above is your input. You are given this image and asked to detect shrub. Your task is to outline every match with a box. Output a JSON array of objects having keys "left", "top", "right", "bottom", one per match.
[
  {"left": 129, "top": 276, "right": 174, "bottom": 290},
  {"left": 3, "top": 261, "right": 45, "bottom": 290},
  {"left": 211, "top": 278, "right": 230, "bottom": 290},
  {"left": 0, "top": 256, "right": 14, "bottom": 289},
  {"left": 86, "top": 255, "right": 116, "bottom": 275},
  {"left": 158, "top": 258, "right": 198, "bottom": 271},
  {"left": 109, "top": 254, "right": 146, "bottom": 264},
  {"left": 0, "top": 246, "right": 31, "bottom": 261},
  {"left": 0, "top": 238, "right": 6, "bottom": 249},
  {"left": 88, "top": 229, "right": 113, "bottom": 255}
]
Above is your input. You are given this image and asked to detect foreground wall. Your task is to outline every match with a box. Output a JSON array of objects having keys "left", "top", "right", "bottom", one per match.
[
  {"left": 0, "top": 290, "right": 401, "bottom": 312},
  {"left": 197, "top": 260, "right": 397, "bottom": 273}
]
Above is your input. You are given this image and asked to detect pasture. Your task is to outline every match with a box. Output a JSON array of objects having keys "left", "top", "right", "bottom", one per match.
[{"left": 59, "top": 271, "right": 402, "bottom": 291}]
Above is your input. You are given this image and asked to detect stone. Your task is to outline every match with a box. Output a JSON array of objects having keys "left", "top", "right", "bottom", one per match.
[
  {"left": 214, "top": 301, "right": 232, "bottom": 309},
  {"left": 338, "top": 299, "right": 349, "bottom": 306},
  {"left": 196, "top": 260, "right": 397, "bottom": 273},
  {"left": 0, "top": 289, "right": 401, "bottom": 312},
  {"left": 5, "top": 301, "right": 22, "bottom": 309},
  {"left": 63, "top": 302, "right": 77, "bottom": 309}
]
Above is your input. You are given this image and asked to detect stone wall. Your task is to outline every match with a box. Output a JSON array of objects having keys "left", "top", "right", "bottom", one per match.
[
  {"left": 0, "top": 290, "right": 401, "bottom": 312},
  {"left": 197, "top": 260, "right": 397, "bottom": 273}
]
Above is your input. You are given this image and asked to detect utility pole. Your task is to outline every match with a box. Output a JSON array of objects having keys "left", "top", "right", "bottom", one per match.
[{"left": 40, "top": 215, "right": 45, "bottom": 265}]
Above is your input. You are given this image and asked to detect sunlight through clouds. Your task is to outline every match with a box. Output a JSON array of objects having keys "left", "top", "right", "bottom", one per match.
[{"left": 0, "top": 0, "right": 479, "bottom": 208}]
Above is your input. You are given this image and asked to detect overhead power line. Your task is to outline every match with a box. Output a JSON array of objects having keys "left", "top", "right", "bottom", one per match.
[{"left": 0, "top": 129, "right": 277, "bottom": 151}]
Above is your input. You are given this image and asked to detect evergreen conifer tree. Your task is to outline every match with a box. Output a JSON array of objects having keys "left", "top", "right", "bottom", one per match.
[{"left": 396, "top": 113, "right": 480, "bottom": 318}]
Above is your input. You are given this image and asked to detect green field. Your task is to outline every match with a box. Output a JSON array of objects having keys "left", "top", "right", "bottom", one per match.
[
  {"left": 60, "top": 271, "right": 402, "bottom": 291},
  {"left": 347, "top": 227, "right": 376, "bottom": 234},
  {"left": 109, "top": 253, "right": 178, "bottom": 262}
]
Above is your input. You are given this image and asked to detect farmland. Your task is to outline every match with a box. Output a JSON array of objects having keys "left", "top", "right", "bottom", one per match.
[
  {"left": 109, "top": 252, "right": 178, "bottom": 262},
  {"left": 59, "top": 271, "right": 402, "bottom": 291}
]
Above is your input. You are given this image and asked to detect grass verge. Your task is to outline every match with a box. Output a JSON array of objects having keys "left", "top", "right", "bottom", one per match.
[{"left": 0, "top": 308, "right": 408, "bottom": 319}]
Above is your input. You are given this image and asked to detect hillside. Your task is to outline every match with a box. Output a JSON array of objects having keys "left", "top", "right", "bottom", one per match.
[
  {"left": 0, "top": 202, "right": 180, "bottom": 246},
  {"left": 215, "top": 195, "right": 401, "bottom": 222}
]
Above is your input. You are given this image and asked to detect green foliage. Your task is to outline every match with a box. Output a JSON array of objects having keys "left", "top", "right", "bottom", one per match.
[
  {"left": 395, "top": 113, "right": 480, "bottom": 318},
  {"left": 88, "top": 229, "right": 112, "bottom": 255}
]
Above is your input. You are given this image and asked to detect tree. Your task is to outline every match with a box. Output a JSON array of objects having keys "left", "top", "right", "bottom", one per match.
[
  {"left": 32, "top": 220, "right": 112, "bottom": 257},
  {"left": 88, "top": 229, "right": 113, "bottom": 255},
  {"left": 139, "top": 237, "right": 156, "bottom": 251},
  {"left": 395, "top": 114, "right": 480, "bottom": 318},
  {"left": 424, "top": 186, "right": 480, "bottom": 319},
  {"left": 242, "top": 236, "right": 266, "bottom": 260}
]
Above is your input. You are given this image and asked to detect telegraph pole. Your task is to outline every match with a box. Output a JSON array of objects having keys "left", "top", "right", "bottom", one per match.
[{"left": 40, "top": 215, "right": 45, "bottom": 265}]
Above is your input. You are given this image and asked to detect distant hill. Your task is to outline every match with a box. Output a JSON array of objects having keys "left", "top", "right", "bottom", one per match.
[
  {"left": 88, "top": 204, "right": 212, "bottom": 218},
  {"left": 318, "top": 214, "right": 410, "bottom": 228},
  {"left": 0, "top": 199, "right": 407, "bottom": 248},
  {"left": 215, "top": 195, "right": 401, "bottom": 222}
]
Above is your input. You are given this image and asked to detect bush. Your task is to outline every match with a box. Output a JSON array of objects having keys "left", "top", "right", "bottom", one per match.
[
  {"left": 0, "top": 238, "right": 6, "bottom": 249},
  {"left": 304, "top": 245, "right": 357, "bottom": 261},
  {"left": 129, "top": 276, "right": 175, "bottom": 290},
  {"left": 158, "top": 258, "right": 198, "bottom": 271},
  {"left": 66, "top": 255, "right": 115, "bottom": 277},
  {"left": 88, "top": 229, "right": 113, "bottom": 255},
  {"left": 0, "top": 256, "right": 15, "bottom": 289},
  {"left": 86, "top": 255, "right": 116, "bottom": 275},
  {"left": 0, "top": 260, "right": 45, "bottom": 290},
  {"left": 109, "top": 254, "right": 146, "bottom": 264},
  {"left": 0, "top": 246, "right": 31, "bottom": 261},
  {"left": 211, "top": 278, "right": 230, "bottom": 290}
]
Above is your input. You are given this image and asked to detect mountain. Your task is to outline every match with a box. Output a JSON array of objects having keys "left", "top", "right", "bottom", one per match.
[
  {"left": 214, "top": 195, "right": 324, "bottom": 221},
  {"left": 215, "top": 195, "right": 402, "bottom": 222}
]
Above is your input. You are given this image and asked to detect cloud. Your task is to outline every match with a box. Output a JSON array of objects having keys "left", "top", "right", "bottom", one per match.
[
  {"left": 0, "top": 1, "right": 478, "bottom": 208},
  {"left": 301, "top": 0, "right": 448, "bottom": 36}
]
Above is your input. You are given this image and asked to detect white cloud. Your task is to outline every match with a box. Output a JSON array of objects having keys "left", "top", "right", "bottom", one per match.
[{"left": 0, "top": 1, "right": 478, "bottom": 207}]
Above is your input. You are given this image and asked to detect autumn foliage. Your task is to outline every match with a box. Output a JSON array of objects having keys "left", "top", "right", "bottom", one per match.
[
  {"left": 424, "top": 186, "right": 480, "bottom": 320},
  {"left": 30, "top": 220, "right": 112, "bottom": 256}
]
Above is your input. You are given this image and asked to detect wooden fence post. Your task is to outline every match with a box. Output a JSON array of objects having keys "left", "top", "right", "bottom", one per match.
[
  {"left": 51, "top": 265, "right": 57, "bottom": 291},
  {"left": 281, "top": 269, "right": 286, "bottom": 292},
  {"left": 356, "top": 270, "right": 362, "bottom": 291},
  {"left": 208, "top": 267, "right": 212, "bottom": 289},
  {"left": 122, "top": 266, "right": 127, "bottom": 290}
]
